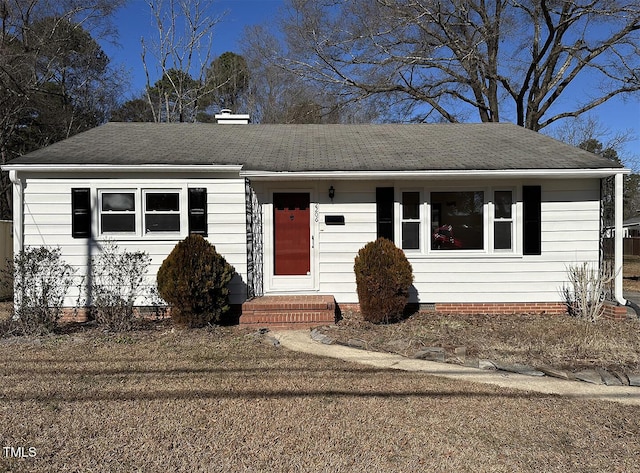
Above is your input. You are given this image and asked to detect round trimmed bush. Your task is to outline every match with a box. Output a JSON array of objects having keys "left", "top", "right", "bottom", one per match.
[
  {"left": 157, "top": 235, "right": 235, "bottom": 327},
  {"left": 354, "top": 238, "right": 414, "bottom": 324}
]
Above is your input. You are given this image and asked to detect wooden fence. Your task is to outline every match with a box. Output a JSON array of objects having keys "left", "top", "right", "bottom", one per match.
[
  {"left": 603, "top": 237, "right": 640, "bottom": 257},
  {"left": 624, "top": 237, "right": 640, "bottom": 257}
]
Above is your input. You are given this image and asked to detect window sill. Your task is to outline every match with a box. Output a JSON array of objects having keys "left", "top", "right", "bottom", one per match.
[
  {"left": 405, "top": 251, "right": 523, "bottom": 260},
  {"left": 97, "top": 232, "right": 186, "bottom": 241}
]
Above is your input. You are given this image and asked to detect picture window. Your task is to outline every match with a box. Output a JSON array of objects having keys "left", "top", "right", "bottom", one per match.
[{"left": 431, "top": 191, "right": 484, "bottom": 250}]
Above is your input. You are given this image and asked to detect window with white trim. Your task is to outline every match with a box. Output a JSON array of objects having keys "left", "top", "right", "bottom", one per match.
[
  {"left": 100, "top": 191, "right": 136, "bottom": 234},
  {"left": 493, "top": 190, "right": 514, "bottom": 250},
  {"left": 93, "top": 188, "right": 201, "bottom": 238},
  {"left": 401, "top": 191, "right": 421, "bottom": 250},
  {"left": 144, "top": 191, "right": 180, "bottom": 233}
]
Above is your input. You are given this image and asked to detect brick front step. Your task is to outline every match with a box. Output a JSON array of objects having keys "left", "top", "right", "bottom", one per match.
[{"left": 240, "top": 295, "right": 336, "bottom": 328}]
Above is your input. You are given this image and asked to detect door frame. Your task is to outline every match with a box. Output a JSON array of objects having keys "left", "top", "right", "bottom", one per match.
[{"left": 265, "top": 186, "right": 318, "bottom": 292}]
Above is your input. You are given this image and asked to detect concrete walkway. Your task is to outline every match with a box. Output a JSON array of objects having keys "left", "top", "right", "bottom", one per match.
[{"left": 275, "top": 330, "right": 640, "bottom": 407}]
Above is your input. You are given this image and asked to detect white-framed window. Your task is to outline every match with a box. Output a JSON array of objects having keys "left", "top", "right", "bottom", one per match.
[
  {"left": 401, "top": 191, "right": 421, "bottom": 250},
  {"left": 377, "top": 186, "right": 526, "bottom": 256},
  {"left": 430, "top": 190, "right": 484, "bottom": 251},
  {"left": 144, "top": 190, "right": 181, "bottom": 233},
  {"left": 493, "top": 190, "right": 514, "bottom": 251},
  {"left": 99, "top": 190, "right": 137, "bottom": 234},
  {"left": 73, "top": 186, "right": 208, "bottom": 240}
]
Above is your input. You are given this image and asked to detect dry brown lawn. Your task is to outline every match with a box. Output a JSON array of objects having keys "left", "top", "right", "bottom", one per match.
[
  {"left": 324, "top": 310, "right": 640, "bottom": 373},
  {"left": 0, "top": 301, "right": 11, "bottom": 321},
  {"left": 1, "top": 324, "right": 639, "bottom": 472},
  {"left": 1, "top": 254, "right": 640, "bottom": 472}
]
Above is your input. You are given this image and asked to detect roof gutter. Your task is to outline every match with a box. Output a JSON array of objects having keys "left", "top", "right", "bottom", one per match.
[
  {"left": 241, "top": 168, "right": 629, "bottom": 180},
  {"left": 1, "top": 165, "right": 627, "bottom": 179},
  {"left": 0, "top": 164, "right": 244, "bottom": 173}
]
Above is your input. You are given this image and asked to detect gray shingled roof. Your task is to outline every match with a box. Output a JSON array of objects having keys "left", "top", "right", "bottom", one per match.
[{"left": 7, "top": 122, "right": 623, "bottom": 171}]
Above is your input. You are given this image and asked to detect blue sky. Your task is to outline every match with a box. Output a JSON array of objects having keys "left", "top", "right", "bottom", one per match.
[
  {"left": 101, "top": 0, "right": 639, "bottom": 163},
  {"left": 101, "top": 0, "right": 280, "bottom": 95}
]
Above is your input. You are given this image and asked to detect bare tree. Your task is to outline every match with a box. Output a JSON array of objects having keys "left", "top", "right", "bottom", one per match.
[
  {"left": 0, "top": 0, "right": 124, "bottom": 218},
  {"left": 551, "top": 115, "right": 636, "bottom": 158},
  {"left": 141, "top": 0, "right": 224, "bottom": 122},
  {"left": 552, "top": 115, "right": 640, "bottom": 218},
  {"left": 270, "top": 0, "right": 640, "bottom": 130},
  {"left": 241, "top": 24, "right": 381, "bottom": 124}
]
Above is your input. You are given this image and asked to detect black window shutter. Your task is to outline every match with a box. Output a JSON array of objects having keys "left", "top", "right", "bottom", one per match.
[
  {"left": 376, "top": 187, "right": 394, "bottom": 241},
  {"left": 188, "top": 188, "right": 207, "bottom": 236},
  {"left": 523, "top": 186, "right": 541, "bottom": 255},
  {"left": 71, "top": 188, "right": 91, "bottom": 238}
]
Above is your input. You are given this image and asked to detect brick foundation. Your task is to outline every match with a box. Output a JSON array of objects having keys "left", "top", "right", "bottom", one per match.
[
  {"left": 58, "top": 307, "right": 171, "bottom": 324},
  {"left": 431, "top": 302, "right": 567, "bottom": 315},
  {"left": 341, "top": 301, "right": 637, "bottom": 319},
  {"left": 60, "top": 308, "right": 90, "bottom": 323},
  {"left": 53, "top": 299, "right": 630, "bottom": 326},
  {"left": 602, "top": 302, "right": 628, "bottom": 320},
  {"left": 339, "top": 302, "right": 568, "bottom": 315}
]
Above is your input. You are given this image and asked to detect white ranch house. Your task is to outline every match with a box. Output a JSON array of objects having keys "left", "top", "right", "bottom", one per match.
[{"left": 2, "top": 120, "right": 630, "bottom": 324}]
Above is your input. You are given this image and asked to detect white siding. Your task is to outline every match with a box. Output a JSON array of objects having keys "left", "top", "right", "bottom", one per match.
[
  {"left": 316, "top": 182, "right": 376, "bottom": 302},
  {"left": 19, "top": 176, "right": 247, "bottom": 306},
  {"left": 256, "top": 178, "right": 601, "bottom": 305},
  {"left": 16, "top": 174, "right": 603, "bottom": 308}
]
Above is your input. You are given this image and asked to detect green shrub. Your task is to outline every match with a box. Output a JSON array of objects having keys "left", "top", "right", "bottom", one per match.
[
  {"left": 157, "top": 235, "right": 235, "bottom": 327},
  {"left": 3, "top": 247, "right": 76, "bottom": 335},
  {"left": 90, "top": 241, "right": 151, "bottom": 331},
  {"left": 354, "top": 238, "right": 414, "bottom": 324}
]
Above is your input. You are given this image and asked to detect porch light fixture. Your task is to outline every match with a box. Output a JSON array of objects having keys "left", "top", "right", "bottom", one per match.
[{"left": 329, "top": 185, "right": 335, "bottom": 201}]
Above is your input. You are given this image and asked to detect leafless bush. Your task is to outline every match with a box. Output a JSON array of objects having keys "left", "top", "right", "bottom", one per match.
[
  {"left": 1, "top": 247, "right": 76, "bottom": 335},
  {"left": 561, "top": 262, "right": 615, "bottom": 322},
  {"left": 90, "top": 241, "right": 151, "bottom": 331}
]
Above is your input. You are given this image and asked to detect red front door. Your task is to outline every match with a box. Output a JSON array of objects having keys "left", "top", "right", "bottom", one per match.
[{"left": 274, "top": 193, "right": 310, "bottom": 276}]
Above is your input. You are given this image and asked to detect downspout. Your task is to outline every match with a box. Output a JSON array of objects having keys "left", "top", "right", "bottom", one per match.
[
  {"left": 614, "top": 172, "right": 637, "bottom": 314},
  {"left": 8, "top": 170, "right": 23, "bottom": 317},
  {"left": 9, "top": 170, "right": 23, "bottom": 254}
]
